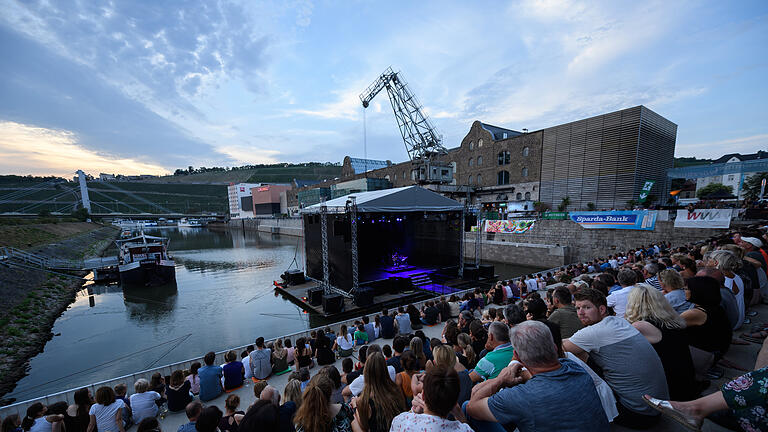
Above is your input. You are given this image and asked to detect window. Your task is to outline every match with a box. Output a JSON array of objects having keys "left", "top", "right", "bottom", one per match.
[
  {"left": 497, "top": 170, "right": 510, "bottom": 185},
  {"left": 478, "top": 138, "right": 483, "bottom": 147},
  {"left": 394, "top": 173, "right": 397, "bottom": 181},
  {"left": 469, "top": 141, "right": 474, "bottom": 150},
  {"left": 524, "top": 192, "right": 531, "bottom": 200},
  {"left": 477, "top": 156, "right": 483, "bottom": 166},
  {"left": 521, "top": 167, "right": 528, "bottom": 177},
  {"left": 468, "top": 175, "right": 473, "bottom": 185},
  {"left": 503, "top": 132, "right": 508, "bottom": 139},
  {"left": 468, "top": 158, "right": 474, "bottom": 167},
  {"left": 498, "top": 151, "right": 510, "bottom": 165},
  {"left": 728, "top": 175, "right": 735, "bottom": 181},
  {"left": 403, "top": 171, "right": 407, "bottom": 179},
  {"left": 523, "top": 146, "right": 530, "bottom": 157},
  {"left": 477, "top": 174, "right": 482, "bottom": 184},
  {"left": 516, "top": 192, "right": 522, "bottom": 200}
]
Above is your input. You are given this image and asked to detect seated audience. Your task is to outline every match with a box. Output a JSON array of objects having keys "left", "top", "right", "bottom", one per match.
[
  {"left": 350, "top": 352, "right": 406, "bottom": 432},
  {"left": 222, "top": 351, "right": 245, "bottom": 391},
  {"left": 407, "top": 304, "right": 423, "bottom": 330},
  {"left": 466, "top": 320, "right": 609, "bottom": 431},
  {"left": 379, "top": 309, "right": 395, "bottom": 339},
  {"left": 391, "top": 366, "right": 472, "bottom": 431},
  {"left": 294, "top": 337, "right": 314, "bottom": 371},
  {"left": 64, "top": 388, "right": 92, "bottom": 432},
  {"left": 294, "top": 374, "right": 354, "bottom": 432},
  {"left": 563, "top": 288, "right": 669, "bottom": 429},
  {"left": 362, "top": 316, "right": 376, "bottom": 342},
  {"left": 625, "top": 283, "right": 698, "bottom": 401},
  {"left": 22, "top": 403, "right": 64, "bottom": 432},
  {"left": 129, "top": 379, "right": 160, "bottom": 424},
  {"left": 177, "top": 401, "right": 202, "bottom": 432},
  {"left": 681, "top": 276, "right": 733, "bottom": 379},
  {"left": 427, "top": 345, "right": 473, "bottom": 406},
  {"left": 165, "top": 370, "right": 193, "bottom": 412},
  {"left": 710, "top": 250, "right": 746, "bottom": 329},
  {"left": 394, "top": 307, "right": 412, "bottom": 335},
  {"left": 353, "top": 324, "right": 369, "bottom": 346},
  {"left": 606, "top": 268, "right": 638, "bottom": 318},
  {"left": 659, "top": 269, "right": 694, "bottom": 313},
  {"left": 332, "top": 325, "right": 354, "bottom": 358},
  {"left": 198, "top": 352, "right": 223, "bottom": 402},
  {"left": 249, "top": 337, "right": 272, "bottom": 380},
  {"left": 409, "top": 336, "right": 427, "bottom": 370},
  {"left": 469, "top": 322, "right": 515, "bottom": 383},
  {"left": 238, "top": 401, "right": 279, "bottom": 432},
  {"left": 219, "top": 394, "right": 244, "bottom": 432},
  {"left": 136, "top": 418, "right": 160, "bottom": 432},
  {"left": 88, "top": 387, "right": 124, "bottom": 432},
  {"left": 394, "top": 351, "right": 419, "bottom": 406},
  {"left": 185, "top": 362, "right": 201, "bottom": 396},
  {"left": 314, "top": 331, "right": 336, "bottom": 366},
  {"left": 195, "top": 406, "right": 223, "bottom": 432},
  {"left": 546, "top": 286, "right": 583, "bottom": 338},
  {"left": 318, "top": 365, "right": 345, "bottom": 405},
  {"left": 344, "top": 344, "right": 397, "bottom": 398}
]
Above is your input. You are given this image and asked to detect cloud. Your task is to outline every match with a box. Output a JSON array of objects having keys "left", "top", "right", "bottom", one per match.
[
  {"left": 0, "top": 121, "right": 169, "bottom": 177},
  {"left": 676, "top": 134, "right": 768, "bottom": 159}
]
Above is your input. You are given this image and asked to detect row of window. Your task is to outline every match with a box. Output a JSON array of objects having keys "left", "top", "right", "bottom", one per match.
[
  {"left": 467, "top": 148, "right": 530, "bottom": 167},
  {"left": 467, "top": 168, "right": 529, "bottom": 186}
]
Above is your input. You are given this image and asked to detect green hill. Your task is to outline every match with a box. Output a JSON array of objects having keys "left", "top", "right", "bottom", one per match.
[{"left": 152, "top": 163, "right": 343, "bottom": 184}]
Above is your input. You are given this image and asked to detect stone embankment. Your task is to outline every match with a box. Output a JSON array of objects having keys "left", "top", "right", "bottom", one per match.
[{"left": 0, "top": 222, "right": 119, "bottom": 404}]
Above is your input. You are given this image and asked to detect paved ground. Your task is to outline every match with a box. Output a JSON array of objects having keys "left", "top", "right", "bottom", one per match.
[{"left": 154, "top": 301, "right": 767, "bottom": 432}]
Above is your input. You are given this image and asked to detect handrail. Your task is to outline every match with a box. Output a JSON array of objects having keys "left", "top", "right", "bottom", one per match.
[{"left": 0, "top": 263, "right": 565, "bottom": 416}]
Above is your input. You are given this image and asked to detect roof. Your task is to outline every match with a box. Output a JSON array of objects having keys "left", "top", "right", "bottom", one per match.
[
  {"left": 712, "top": 151, "right": 768, "bottom": 164},
  {"left": 480, "top": 123, "right": 523, "bottom": 140},
  {"left": 302, "top": 185, "right": 463, "bottom": 214},
  {"left": 348, "top": 158, "right": 390, "bottom": 174},
  {"left": 293, "top": 179, "right": 321, "bottom": 188}
]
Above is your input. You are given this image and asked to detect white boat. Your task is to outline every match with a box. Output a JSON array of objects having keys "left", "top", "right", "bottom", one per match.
[{"left": 178, "top": 218, "right": 204, "bottom": 228}]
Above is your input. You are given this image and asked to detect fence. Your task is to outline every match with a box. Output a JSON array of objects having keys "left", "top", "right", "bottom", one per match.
[{"left": 0, "top": 264, "right": 566, "bottom": 417}]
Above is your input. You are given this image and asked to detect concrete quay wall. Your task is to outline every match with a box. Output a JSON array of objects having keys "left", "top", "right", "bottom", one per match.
[
  {"left": 466, "top": 220, "right": 728, "bottom": 265},
  {"left": 227, "top": 217, "right": 303, "bottom": 237}
]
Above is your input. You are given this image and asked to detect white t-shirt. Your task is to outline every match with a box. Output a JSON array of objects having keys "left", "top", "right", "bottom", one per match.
[
  {"left": 390, "top": 412, "right": 473, "bottom": 431},
  {"left": 336, "top": 334, "right": 354, "bottom": 350},
  {"left": 606, "top": 285, "right": 634, "bottom": 318},
  {"left": 504, "top": 285, "right": 513, "bottom": 299},
  {"left": 608, "top": 259, "right": 618, "bottom": 269},
  {"left": 525, "top": 278, "right": 538, "bottom": 292},
  {"left": 725, "top": 274, "right": 745, "bottom": 329},
  {"left": 564, "top": 352, "right": 618, "bottom": 422},
  {"left": 348, "top": 365, "right": 396, "bottom": 396},
  {"left": 89, "top": 400, "right": 125, "bottom": 432},
  {"left": 129, "top": 391, "right": 160, "bottom": 423},
  {"left": 29, "top": 418, "right": 51, "bottom": 432}
]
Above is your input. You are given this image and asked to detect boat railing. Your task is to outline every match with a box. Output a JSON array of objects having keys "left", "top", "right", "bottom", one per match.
[{"left": 0, "top": 264, "right": 566, "bottom": 416}]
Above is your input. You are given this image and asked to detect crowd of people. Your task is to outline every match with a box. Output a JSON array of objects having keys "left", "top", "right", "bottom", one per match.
[{"left": 4, "top": 226, "right": 768, "bottom": 432}]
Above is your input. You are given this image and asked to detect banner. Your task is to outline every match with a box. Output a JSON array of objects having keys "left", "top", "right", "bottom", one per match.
[
  {"left": 542, "top": 212, "right": 568, "bottom": 220},
  {"left": 484, "top": 219, "right": 536, "bottom": 233},
  {"left": 569, "top": 211, "right": 657, "bottom": 231},
  {"left": 638, "top": 180, "right": 655, "bottom": 203},
  {"left": 674, "top": 209, "right": 732, "bottom": 228}
]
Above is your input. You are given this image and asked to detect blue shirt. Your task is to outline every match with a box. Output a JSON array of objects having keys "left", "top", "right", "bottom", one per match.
[
  {"left": 222, "top": 361, "right": 244, "bottom": 390},
  {"left": 177, "top": 422, "right": 196, "bottom": 432},
  {"left": 487, "top": 359, "right": 609, "bottom": 432},
  {"left": 198, "top": 365, "right": 223, "bottom": 401},
  {"left": 380, "top": 315, "right": 395, "bottom": 338},
  {"left": 364, "top": 323, "right": 376, "bottom": 341}
]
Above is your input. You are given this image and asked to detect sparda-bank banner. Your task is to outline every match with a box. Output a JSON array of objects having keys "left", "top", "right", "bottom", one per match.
[{"left": 569, "top": 211, "right": 657, "bottom": 231}]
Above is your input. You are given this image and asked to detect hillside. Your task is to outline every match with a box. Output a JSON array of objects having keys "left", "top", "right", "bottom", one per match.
[{"left": 151, "top": 164, "right": 343, "bottom": 184}]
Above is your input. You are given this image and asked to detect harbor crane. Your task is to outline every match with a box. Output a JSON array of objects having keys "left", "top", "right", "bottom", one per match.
[{"left": 360, "top": 67, "right": 453, "bottom": 183}]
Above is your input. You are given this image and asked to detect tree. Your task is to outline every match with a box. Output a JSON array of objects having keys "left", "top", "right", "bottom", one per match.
[
  {"left": 741, "top": 172, "right": 768, "bottom": 200},
  {"left": 586, "top": 202, "right": 596, "bottom": 211},
  {"left": 696, "top": 183, "right": 733, "bottom": 199},
  {"left": 71, "top": 207, "right": 90, "bottom": 221},
  {"left": 557, "top": 196, "right": 571, "bottom": 212}
]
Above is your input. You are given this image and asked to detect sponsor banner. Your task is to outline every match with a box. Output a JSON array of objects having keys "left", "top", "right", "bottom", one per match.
[
  {"left": 638, "top": 180, "right": 655, "bottom": 203},
  {"left": 570, "top": 211, "right": 657, "bottom": 231},
  {"left": 674, "top": 209, "right": 732, "bottom": 228},
  {"left": 484, "top": 219, "right": 536, "bottom": 233},
  {"left": 542, "top": 212, "right": 568, "bottom": 220}
]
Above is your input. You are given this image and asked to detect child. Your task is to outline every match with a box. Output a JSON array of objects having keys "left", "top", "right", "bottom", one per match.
[
  {"left": 114, "top": 383, "right": 133, "bottom": 427},
  {"left": 353, "top": 324, "right": 369, "bottom": 346},
  {"left": 185, "top": 362, "right": 201, "bottom": 395}
]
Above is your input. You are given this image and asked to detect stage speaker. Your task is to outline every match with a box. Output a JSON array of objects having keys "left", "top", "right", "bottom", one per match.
[
  {"left": 354, "top": 287, "right": 375, "bottom": 307},
  {"left": 463, "top": 266, "right": 479, "bottom": 280},
  {"left": 282, "top": 269, "right": 305, "bottom": 285},
  {"left": 322, "top": 294, "right": 344, "bottom": 314},
  {"left": 440, "top": 266, "right": 459, "bottom": 277},
  {"left": 478, "top": 264, "right": 495, "bottom": 279},
  {"left": 388, "top": 277, "right": 413, "bottom": 293},
  {"left": 308, "top": 287, "right": 324, "bottom": 306}
]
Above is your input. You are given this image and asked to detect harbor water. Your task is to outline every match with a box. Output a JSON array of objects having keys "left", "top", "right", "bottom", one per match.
[{"left": 6, "top": 227, "right": 542, "bottom": 402}]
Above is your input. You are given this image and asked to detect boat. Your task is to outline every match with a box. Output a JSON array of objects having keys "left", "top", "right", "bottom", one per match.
[
  {"left": 120, "top": 230, "right": 133, "bottom": 239},
  {"left": 178, "top": 218, "right": 204, "bottom": 228},
  {"left": 116, "top": 233, "right": 176, "bottom": 287}
]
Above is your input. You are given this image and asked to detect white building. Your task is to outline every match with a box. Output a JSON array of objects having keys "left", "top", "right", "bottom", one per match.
[
  {"left": 693, "top": 151, "right": 768, "bottom": 199},
  {"left": 227, "top": 183, "right": 262, "bottom": 219}
]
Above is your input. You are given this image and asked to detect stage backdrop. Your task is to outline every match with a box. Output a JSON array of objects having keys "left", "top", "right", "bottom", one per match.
[{"left": 674, "top": 209, "right": 732, "bottom": 228}]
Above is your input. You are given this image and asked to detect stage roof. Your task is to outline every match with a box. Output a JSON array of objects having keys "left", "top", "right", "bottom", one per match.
[{"left": 303, "top": 186, "right": 464, "bottom": 213}]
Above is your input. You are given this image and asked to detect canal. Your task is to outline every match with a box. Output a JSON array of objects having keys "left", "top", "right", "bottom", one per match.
[{"left": 6, "top": 227, "right": 543, "bottom": 402}]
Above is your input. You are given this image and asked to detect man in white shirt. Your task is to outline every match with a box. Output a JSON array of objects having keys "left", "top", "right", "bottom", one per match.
[
  {"left": 605, "top": 269, "right": 637, "bottom": 318},
  {"left": 525, "top": 275, "right": 538, "bottom": 293},
  {"left": 242, "top": 345, "right": 254, "bottom": 381},
  {"left": 608, "top": 255, "right": 618, "bottom": 269}
]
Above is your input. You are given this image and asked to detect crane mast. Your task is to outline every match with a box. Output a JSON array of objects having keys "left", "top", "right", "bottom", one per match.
[{"left": 360, "top": 67, "right": 453, "bottom": 183}]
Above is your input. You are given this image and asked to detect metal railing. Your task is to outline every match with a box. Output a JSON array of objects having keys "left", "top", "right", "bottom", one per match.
[{"left": 0, "top": 264, "right": 566, "bottom": 417}]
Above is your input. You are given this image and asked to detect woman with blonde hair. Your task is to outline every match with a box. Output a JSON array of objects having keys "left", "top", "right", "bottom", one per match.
[
  {"left": 626, "top": 283, "right": 697, "bottom": 401},
  {"left": 427, "top": 344, "right": 472, "bottom": 406},
  {"left": 351, "top": 353, "right": 405, "bottom": 432},
  {"left": 294, "top": 374, "right": 354, "bottom": 432},
  {"left": 658, "top": 269, "right": 693, "bottom": 314},
  {"left": 283, "top": 379, "right": 303, "bottom": 410}
]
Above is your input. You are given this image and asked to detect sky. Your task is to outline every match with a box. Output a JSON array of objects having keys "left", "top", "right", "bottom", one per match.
[{"left": 0, "top": 0, "right": 766, "bottom": 177}]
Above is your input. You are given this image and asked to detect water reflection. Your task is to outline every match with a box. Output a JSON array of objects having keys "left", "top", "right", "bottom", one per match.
[{"left": 123, "top": 283, "right": 179, "bottom": 321}]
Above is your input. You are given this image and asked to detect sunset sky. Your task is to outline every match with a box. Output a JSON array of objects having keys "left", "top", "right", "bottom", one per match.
[{"left": 1, "top": 0, "right": 766, "bottom": 177}]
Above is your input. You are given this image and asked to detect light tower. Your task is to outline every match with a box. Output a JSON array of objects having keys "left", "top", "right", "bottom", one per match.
[{"left": 76, "top": 170, "right": 91, "bottom": 213}]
